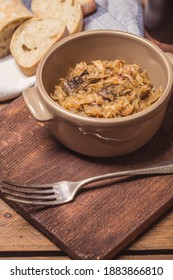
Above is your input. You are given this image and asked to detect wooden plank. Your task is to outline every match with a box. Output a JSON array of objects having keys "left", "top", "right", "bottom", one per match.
[
  {"left": 1, "top": 97, "right": 173, "bottom": 260},
  {"left": 0, "top": 199, "right": 58, "bottom": 252},
  {"left": 117, "top": 255, "right": 173, "bottom": 260},
  {"left": 1, "top": 198, "right": 173, "bottom": 253},
  {"left": 0, "top": 257, "right": 70, "bottom": 260},
  {"left": 0, "top": 255, "right": 173, "bottom": 260},
  {"left": 128, "top": 208, "right": 173, "bottom": 250},
  {"left": 0, "top": 100, "right": 13, "bottom": 110}
]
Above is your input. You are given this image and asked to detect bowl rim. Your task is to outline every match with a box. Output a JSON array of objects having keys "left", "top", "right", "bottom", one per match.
[{"left": 36, "top": 30, "right": 173, "bottom": 125}]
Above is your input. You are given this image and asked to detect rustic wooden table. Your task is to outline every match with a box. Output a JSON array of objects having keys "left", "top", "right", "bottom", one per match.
[
  {"left": 0, "top": 100, "right": 173, "bottom": 260},
  {"left": 0, "top": 197, "right": 173, "bottom": 260}
]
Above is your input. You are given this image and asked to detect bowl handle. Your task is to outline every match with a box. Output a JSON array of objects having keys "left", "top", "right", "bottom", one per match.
[
  {"left": 165, "top": 52, "right": 173, "bottom": 67},
  {"left": 22, "top": 87, "right": 54, "bottom": 122},
  {"left": 79, "top": 126, "right": 143, "bottom": 143}
]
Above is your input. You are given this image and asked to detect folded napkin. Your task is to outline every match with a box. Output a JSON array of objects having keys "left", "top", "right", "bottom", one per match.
[{"left": 0, "top": 0, "right": 144, "bottom": 102}]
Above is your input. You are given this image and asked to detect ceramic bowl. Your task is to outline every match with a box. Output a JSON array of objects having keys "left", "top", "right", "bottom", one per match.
[{"left": 23, "top": 30, "right": 173, "bottom": 157}]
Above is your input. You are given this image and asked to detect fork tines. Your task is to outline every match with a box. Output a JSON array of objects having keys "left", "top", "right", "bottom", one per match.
[{"left": 0, "top": 180, "right": 59, "bottom": 206}]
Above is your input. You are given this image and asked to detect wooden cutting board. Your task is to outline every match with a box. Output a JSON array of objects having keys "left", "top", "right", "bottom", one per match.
[{"left": 1, "top": 96, "right": 173, "bottom": 260}]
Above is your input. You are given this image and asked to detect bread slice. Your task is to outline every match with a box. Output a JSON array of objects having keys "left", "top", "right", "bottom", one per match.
[
  {"left": 0, "top": 0, "right": 33, "bottom": 58},
  {"left": 10, "top": 18, "right": 69, "bottom": 76},
  {"left": 32, "top": 0, "right": 96, "bottom": 18},
  {"left": 78, "top": 0, "right": 96, "bottom": 16},
  {"left": 31, "top": 0, "right": 83, "bottom": 34}
]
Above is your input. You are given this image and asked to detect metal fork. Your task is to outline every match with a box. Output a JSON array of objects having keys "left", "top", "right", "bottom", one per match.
[{"left": 1, "top": 162, "right": 173, "bottom": 206}]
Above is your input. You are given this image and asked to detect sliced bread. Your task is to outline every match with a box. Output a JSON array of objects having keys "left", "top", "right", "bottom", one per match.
[
  {"left": 31, "top": 0, "right": 83, "bottom": 34},
  {"left": 10, "top": 17, "right": 68, "bottom": 76},
  {"left": 0, "top": 0, "right": 33, "bottom": 58}
]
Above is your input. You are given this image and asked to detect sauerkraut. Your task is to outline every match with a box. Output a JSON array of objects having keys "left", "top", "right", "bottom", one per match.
[{"left": 50, "top": 60, "right": 162, "bottom": 118}]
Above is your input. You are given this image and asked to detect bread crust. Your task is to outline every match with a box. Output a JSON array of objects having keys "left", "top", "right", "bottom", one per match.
[
  {"left": 31, "top": 0, "right": 96, "bottom": 17},
  {"left": 31, "top": 0, "right": 83, "bottom": 34},
  {"left": 2, "top": 0, "right": 96, "bottom": 75},
  {"left": 0, "top": 0, "right": 32, "bottom": 57},
  {"left": 10, "top": 18, "right": 69, "bottom": 76}
]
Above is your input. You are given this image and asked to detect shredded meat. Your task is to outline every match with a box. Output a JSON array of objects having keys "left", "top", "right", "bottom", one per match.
[{"left": 50, "top": 60, "right": 162, "bottom": 118}]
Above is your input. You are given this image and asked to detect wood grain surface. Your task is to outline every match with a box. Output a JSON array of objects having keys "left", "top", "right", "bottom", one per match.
[
  {"left": 0, "top": 197, "right": 173, "bottom": 260},
  {"left": 1, "top": 96, "right": 173, "bottom": 260}
]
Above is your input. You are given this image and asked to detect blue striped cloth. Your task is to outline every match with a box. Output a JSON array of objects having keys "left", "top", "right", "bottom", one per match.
[
  {"left": 84, "top": 0, "right": 144, "bottom": 36},
  {"left": 22, "top": 0, "right": 144, "bottom": 37}
]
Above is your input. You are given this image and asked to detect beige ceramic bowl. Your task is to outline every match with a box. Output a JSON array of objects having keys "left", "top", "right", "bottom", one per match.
[{"left": 23, "top": 30, "right": 173, "bottom": 157}]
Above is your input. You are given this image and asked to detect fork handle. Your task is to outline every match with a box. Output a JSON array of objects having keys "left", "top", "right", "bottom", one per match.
[{"left": 82, "top": 163, "right": 173, "bottom": 185}]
